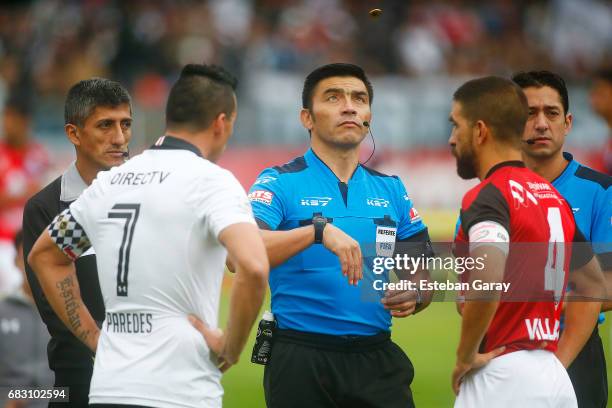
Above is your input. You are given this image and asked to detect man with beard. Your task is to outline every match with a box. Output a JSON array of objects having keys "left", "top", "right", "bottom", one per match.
[
  {"left": 449, "top": 76, "right": 604, "bottom": 407},
  {"left": 514, "top": 70, "right": 611, "bottom": 408},
  {"left": 248, "top": 63, "right": 434, "bottom": 408}
]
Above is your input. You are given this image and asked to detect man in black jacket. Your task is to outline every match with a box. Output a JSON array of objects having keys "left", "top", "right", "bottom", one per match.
[{"left": 22, "top": 78, "right": 132, "bottom": 407}]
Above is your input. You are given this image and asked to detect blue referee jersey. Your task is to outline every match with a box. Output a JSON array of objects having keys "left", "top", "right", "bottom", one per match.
[
  {"left": 554, "top": 152, "right": 611, "bottom": 325},
  {"left": 553, "top": 153, "right": 612, "bottom": 267},
  {"left": 249, "top": 149, "right": 428, "bottom": 336}
]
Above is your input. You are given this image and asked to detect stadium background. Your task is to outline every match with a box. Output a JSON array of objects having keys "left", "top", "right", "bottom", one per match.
[{"left": 1, "top": 0, "right": 611, "bottom": 406}]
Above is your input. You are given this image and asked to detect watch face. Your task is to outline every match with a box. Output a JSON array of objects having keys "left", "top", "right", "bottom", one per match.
[{"left": 313, "top": 216, "right": 325, "bottom": 224}]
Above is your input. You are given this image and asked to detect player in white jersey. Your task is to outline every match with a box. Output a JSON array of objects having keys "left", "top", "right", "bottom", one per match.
[{"left": 27, "top": 64, "right": 269, "bottom": 408}]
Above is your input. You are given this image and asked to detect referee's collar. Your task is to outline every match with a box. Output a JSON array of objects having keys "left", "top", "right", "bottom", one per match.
[
  {"left": 149, "top": 135, "right": 202, "bottom": 157},
  {"left": 305, "top": 148, "right": 362, "bottom": 182},
  {"left": 551, "top": 152, "right": 578, "bottom": 187}
]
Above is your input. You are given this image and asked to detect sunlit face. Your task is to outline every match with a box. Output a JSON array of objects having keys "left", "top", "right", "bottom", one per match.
[
  {"left": 68, "top": 104, "right": 132, "bottom": 171},
  {"left": 521, "top": 86, "right": 571, "bottom": 160},
  {"left": 448, "top": 101, "right": 478, "bottom": 180},
  {"left": 302, "top": 76, "right": 371, "bottom": 149}
]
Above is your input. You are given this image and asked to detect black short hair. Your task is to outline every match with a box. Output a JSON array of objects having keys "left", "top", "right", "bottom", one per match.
[
  {"left": 65, "top": 78, "right": 132, "bottom": 127},
  {"left": 453, "top": 76, "right": 528, "bottom": 145},
  {"left": 302, "top": 63, "right": 373, "bottom": 110},
  {"left": 511, "top": 70, "right": 569, "bottom": 115},
  {"left": 165, "top": 64, "right": 238, "bottom": 131},
  {"left": 594, "top": 67, "right": 612, "bottom": 84},
  {"left": 13, "top": 230, "right": 23, "bottom": 251}
]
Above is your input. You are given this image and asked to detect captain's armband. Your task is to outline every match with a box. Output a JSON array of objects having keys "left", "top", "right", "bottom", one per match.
[{"left": 47, "top": 209, "right": 91, "bottom": 260}]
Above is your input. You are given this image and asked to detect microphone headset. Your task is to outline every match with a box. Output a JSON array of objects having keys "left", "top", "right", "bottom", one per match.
[
  {"left": 524, "top": 139, "right": 536, "bottom": 145},
  {"left": 361, "top": 121, "right": 376, "bottom": 165}
]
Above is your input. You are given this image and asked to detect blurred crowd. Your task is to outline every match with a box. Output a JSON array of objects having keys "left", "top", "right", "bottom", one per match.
[{"left": 1, "top": 0, "right": 611, "bottom": 110}]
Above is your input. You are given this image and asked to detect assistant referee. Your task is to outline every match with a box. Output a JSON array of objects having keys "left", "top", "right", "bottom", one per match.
[{"left": 22, "top": 78, "right": 132, "bottom": 407}]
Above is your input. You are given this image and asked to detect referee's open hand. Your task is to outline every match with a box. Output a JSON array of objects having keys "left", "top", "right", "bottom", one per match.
[
  {"left": 381, "top": 289, "right": 418, "bottom": 317},
  {"left": 188, "top": 315, "right": 233, "bottom": 373},
  {"left": 322, "top": 224, "right": 363, "bottom": 285}
]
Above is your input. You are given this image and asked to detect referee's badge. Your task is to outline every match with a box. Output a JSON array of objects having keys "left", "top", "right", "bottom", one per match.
[{"left": 376, "top": 226, "right": 396, "bottom": 257}]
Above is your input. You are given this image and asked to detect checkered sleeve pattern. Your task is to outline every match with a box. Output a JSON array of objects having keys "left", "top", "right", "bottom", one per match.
[{"left": 47, "top": 208, "right": 92, "bottom": 261}]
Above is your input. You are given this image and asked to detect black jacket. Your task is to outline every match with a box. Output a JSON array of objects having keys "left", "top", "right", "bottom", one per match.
[{"left": 22, "top": 164, "right": 105, "bottom": 384}]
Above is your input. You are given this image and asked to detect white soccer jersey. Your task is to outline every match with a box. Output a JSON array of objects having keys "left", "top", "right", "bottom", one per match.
[{"left": 48, "top": 136, "right": 255, "bottom": 408}]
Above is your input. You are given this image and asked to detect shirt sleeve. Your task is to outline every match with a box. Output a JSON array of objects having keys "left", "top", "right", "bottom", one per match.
[
  {"left": 248, "top": 168, "right": 286, "bottom": 230},
  {"left": 395, "top": 178, "right": 427, "bottom": 240},
  {"left": 47, "top": 208, "right": 92, "bottom": 261},
  {"left": 45, "top": 175, "right": 106, "bottom": 261},
  {"left": 67, "top": 175, "right": 105, "bottom": 241},
  {"left": 570, "top": 226, "right": 595, "bottom": 271},
  {"left": 23, "top": 197, "right": 55, "bottom": 282},
  {"left": 460, "top": 183, "right": 511, "bottom": 237},
  {"left": 590, "top": 186, "right": 612, "bottom": 270},
  {"left": 199, "top": 169, "right": 255, "bottom": 239}
]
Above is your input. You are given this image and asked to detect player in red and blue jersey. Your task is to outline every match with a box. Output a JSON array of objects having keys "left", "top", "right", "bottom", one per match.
[{"left": 449, "top": 76, "right": 604, "bottom": 407}]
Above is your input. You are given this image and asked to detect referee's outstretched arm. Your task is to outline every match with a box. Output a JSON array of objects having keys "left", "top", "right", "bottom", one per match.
[{"left": 258, "top": 222, "right": 363, "bottom": 286}]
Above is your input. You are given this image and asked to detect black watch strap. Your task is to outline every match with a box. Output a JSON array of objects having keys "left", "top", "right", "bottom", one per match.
[{"left": 313, "top": 216, "right": 327, "bottom": 244}]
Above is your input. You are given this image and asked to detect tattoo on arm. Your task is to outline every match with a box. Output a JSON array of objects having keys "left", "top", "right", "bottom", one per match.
[{"left": 56, "top": 276, "right": 90, "bottom": 343}]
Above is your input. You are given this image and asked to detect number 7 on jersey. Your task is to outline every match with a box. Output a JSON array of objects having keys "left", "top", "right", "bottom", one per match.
[{"left": 108, "top": 204, "right": 141, "bottom": 296}]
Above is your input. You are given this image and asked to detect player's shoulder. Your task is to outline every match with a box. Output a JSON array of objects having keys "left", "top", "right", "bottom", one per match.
[
  {"left": 251, "top": 155, "right": 308, "bottom": 188},
  {"left": 271, "top": 155, "right": 308, "bottom": 176},
  {"left": 360, "top": 164, "right": 409, "bottom": 198},
  {"left": 461, "top": 179, "right": 495, "bottom": 209},
  {"left": 26, "top": 176, "right": 62, "bottom": 211},
  {"left": 485, "top": 162, "right": 549, "bottom": 193},
  {"left": 188, "top": 158, "right": 242, "bottom": 192},
  {"left": 360, "top": 164, "right": 402, "bottom": 188},
  {"left": 571, "top": 162, "right": 611, "bottom": 190},
  {"left": 360, "top": 164, "right": 399, "bottom": 180}
]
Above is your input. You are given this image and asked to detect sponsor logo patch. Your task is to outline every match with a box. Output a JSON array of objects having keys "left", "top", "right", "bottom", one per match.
[
  {"left": 254, "top": 176, "right": 277, "bottom": 185},
  {"left": 248, "top": 190, "right": 274, "bottom": 205},
  {"left": 300, "top": 197, "right": 332, "bottom": 206},
  {"left": 409, "top": 207, "right": 421, "bottom": 223},
  {"left": 367, "top": 198, "right": 389, "bottom": 208},
  {"left": 376, "top": 226, "right": 397, "bottom": 257}
]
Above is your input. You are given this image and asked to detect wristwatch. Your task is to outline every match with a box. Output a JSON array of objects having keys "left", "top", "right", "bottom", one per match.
[
  {"left": 414, "top": 287, "right": 423, "bottom": 308},
  {"left": 312, "top": 215, "right": 327, "bottom": 244}
]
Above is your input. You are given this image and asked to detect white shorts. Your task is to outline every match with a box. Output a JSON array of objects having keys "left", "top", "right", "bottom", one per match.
[{"left": 454, "top": 349, "right": 577, "bottom": 408}]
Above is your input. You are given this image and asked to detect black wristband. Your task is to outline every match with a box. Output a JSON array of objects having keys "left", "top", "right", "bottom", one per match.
[{"left": 313, "top": 215, "right": 327, "bottom": 244}]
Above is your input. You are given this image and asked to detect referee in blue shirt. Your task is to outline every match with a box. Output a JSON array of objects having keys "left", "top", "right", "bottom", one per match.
[
  {"left": 248, "top": 63, "right": 434, "bottom": 408},
  {"left": 514, "top": 70, "right": 612, "bottom": 408}
]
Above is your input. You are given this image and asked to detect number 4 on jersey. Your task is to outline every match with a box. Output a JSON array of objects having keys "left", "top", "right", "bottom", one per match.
[
  {"left": 108, "top": 204, "right": 141, "bottom": 296},
  {"left": 544, "top": 207, "right": 565, "bottom": 303}
]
